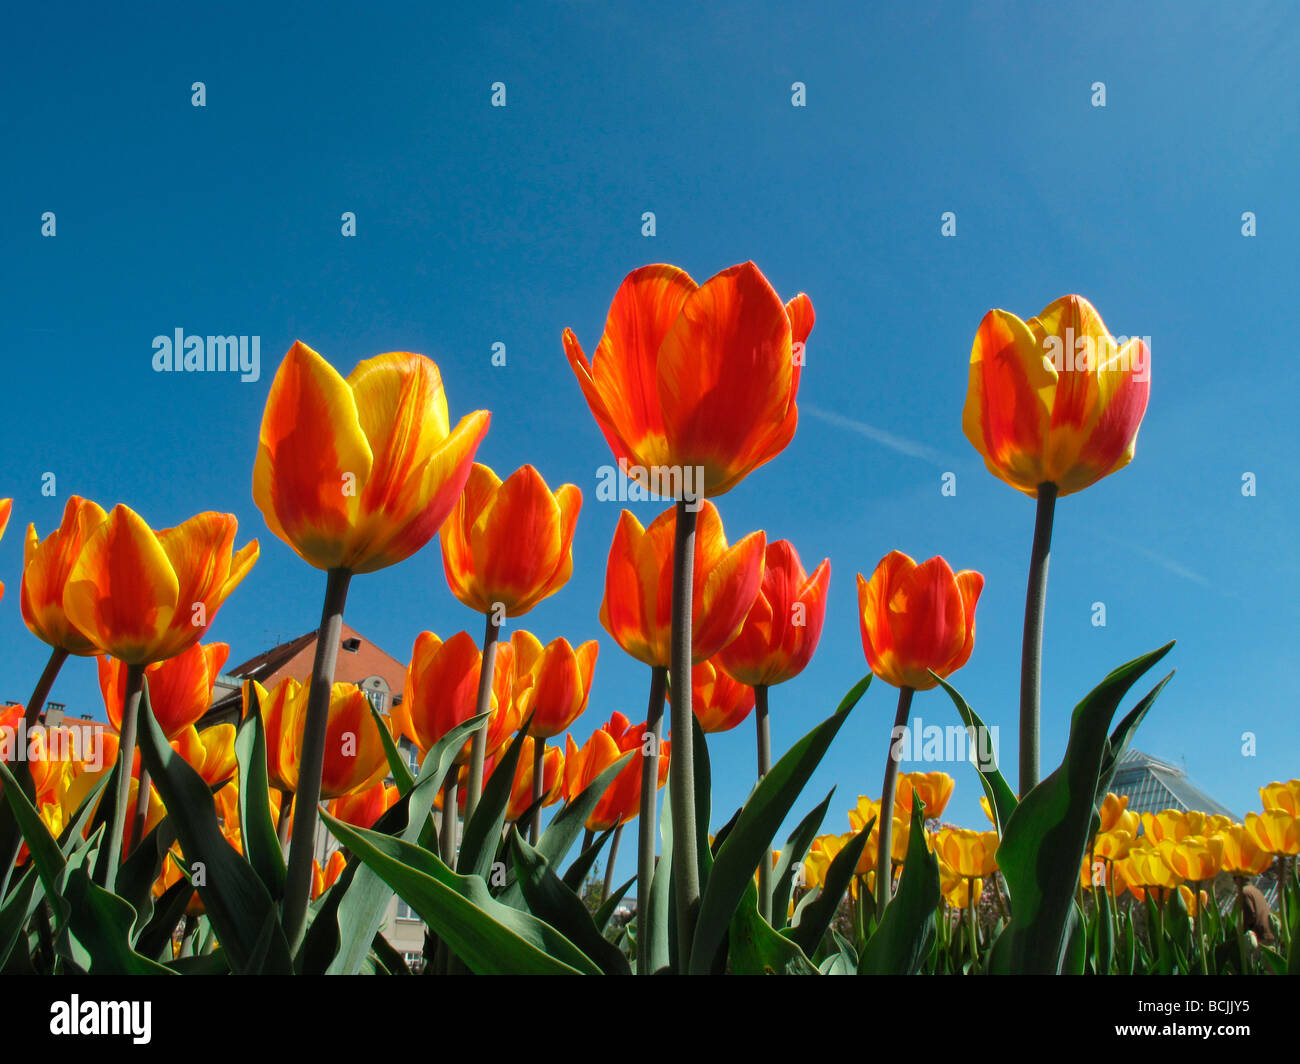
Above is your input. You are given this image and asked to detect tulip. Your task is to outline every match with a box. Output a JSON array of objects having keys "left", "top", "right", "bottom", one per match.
[
  {"left": 504, "top": 736, "right": 565, "bottom": 824},
  {"left": 1218, "top": 824, "right": 1273, "bottom": 877},
  {"left": 511, "top": 631, "right": 599, "bottom": 740},
  {"left": 935, "top": 826, "right": 999, "bottom": 880},
  {"left": 1178, "top": 884, "right": 1210, "bottom": 918},
  {"left": 564, "top": 713, "right": 668, "bottom": 832},
  {"left": 568, "top": 262, "right": 812, "bottom": 962},
  {"left": 1098, "top": 792, "right": 1131, "bottom": 833},
  {"left": 962, "top": 295, "right": 1150, "bottom": 499},
  {"left": 99, "top": 641, "right": 229, "bottom": 740},
  {"left": 171, "top": 724, "right": 237, "bottom": 787},
  {"left": 963, "top": 297, "right": 1150, "bottom": 794},
  {"left": 245, "top": 678, "right": 301, "bottom": 800},
  {"left": 1093, "top": 829, "right": 1136, "bottom": 863},
  {"left": 894, "top": 772, "right": 955, "bottom": 822},
  {"left": 58, "top": 505, "right": 255, "bottom": 890},
  {"left": 1158, "top": 835, "right": 1223, "bottom": 883},
  {"left": 439, "top": 462, "right": 580, "bottom": 822},
  {"left": 601, "top": 502, "right": 765, "bottom": 669},
  {"left": 564, "top": 262, "right": 812, "bottom": 499},
  {"left": 857, "top": 551, "right": 982, "bottom": 917},
  {"left": 394, "top": 631, "right": 515, "bottom": 766},
  {"left": 941, "top": 866, "right": 984, "bottom": 911},
  {"left": 1141, "top": 809, "right": 1202, "bottom": 844},
  {"left": 1261, "top": 780, "right": 1300, "bottom": 817},
  {"left": 681, "top": 660, "right": 755, "bottom": 734},
  {"left": 329, "top": 781, "right": 400, "bottom": 831},
  {"left": 254, "top": 341, "right": 489, "bottom": 948},
  {"left": 312, "top": 851, "right": 347, "bottom": 900},
  {"left": 0, "top": 498, "right": 10, "bottom": 600},
  {"left": 253, "top": 342, "right": 488, "bottom": 574},
  {"left": 9, "top": 498, "right": 111, "bottom": 800},
  {"left": 716, "top": 540, "right": 829, "bottom": 688},
  {"left": 1246, "top": 809, "right": 1300, "bottom": 948},
  {"left": 441, "top": 464, "right": 581, "bottom": 619}
]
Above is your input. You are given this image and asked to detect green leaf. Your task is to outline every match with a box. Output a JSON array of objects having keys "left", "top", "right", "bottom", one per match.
[
  {"left": 135, "top": 877, "right": 195, "bottom": 962},
  {"left": 645, "top": 791, "right": 673, "bottom": 975},
  {"left": 458, "top": 723, "right": 529, "bottom": 881},
  {"left": 370, "top": 703, "right": 416, "bottom": 795},
  {"left": 770, "top": 790, "right": 835, "bottom": 932},
  {"left": 326, "top": 711, "right": 488, "bottom": 975},
  {"left": 62, "top": 868, "right": 173, "bottom": 975},
  {"left": 0, "top": 869, "right": 39, "bottom": 969},
  {"left": 932, "top": 673, "right": 1018, "bottom": 836},
  {"left": 1093, "top": 884, "right": 1113, "bottom": 975},
  {"left": 561, "top": 829, "right": 612, "bottom": 892},
  {"left": 728, "top": 879, "right": 819, "bottom": 975},
  {"left": 688, "top": 674, "right": 866, "bottom": 975},
  {"left": 496, "top": 751, "right": 633, "bottom": 909},
  {"left": 859, "top": 800, "right": 940, "bottom": 975},
  {"left": 595, "top": 876, "right": 634, "bottom": 934},
  {"left": 510, "top": 830, "right": 630, "bottom": 975},
  {"left": 988, "top": 643, "right": 1174, "bottom": 975},
  {"left": 787, "top": 817, "right": 873, "bottom": 958},
  {"left": 235, "top": 694, "right": 287, "bottom": 898},
  {"left": 134, "top": 683, "right": 293, "bottom": 974},
  {"left": 322, "top": 812, "right": 600, "bottom": 975},
  {"left": 0, "top": 758, "right": 71, "bottom": 946}
]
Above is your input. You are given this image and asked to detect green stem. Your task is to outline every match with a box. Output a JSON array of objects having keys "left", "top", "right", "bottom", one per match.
[
  {"left": 282, "top": 567, "right": 352, "bottom": 951},
  {"left": 1279, "top": 856, "right": 1292, "bottom": 948},
  {"left": 636, "top": 664, "right": 668, "bottom": 975},
  {"left": 465, "top": 612, "right": 501, "bottom": 822},
  {"left": 874, "top": 685, "right": 915, "bottom": 918},
  {"left": 1019, "top": 481, "right": 1057, "bottom": 796},
  {"left": 276, "top": 790, "right": 293, "bottom": 850},
  {"left": 967, "top": 877, "right": 980, "bottom": 966},
  {"left": 439, "top": 778, "right": 459, "bottom": 865},
  {"left": 1234, "top": 876, "right": 1249, "bottom": 974},
  {"left": 754, "top": 684, "right": 773, "bottom": 922},
  {"left": 529, "top": 736, "right": 546, "bottom": 845},
  {"left": 98, "top": 663, "right": 145, "bottom": 892},
  {"left": 130, "top": 761, "right": 152, "bottom": 859},
  {"left": 667, "top": 498, "right": 700, "bottom": 966},
  {"left": 603, "top": 823, "right": 623, "bottom": 900}
]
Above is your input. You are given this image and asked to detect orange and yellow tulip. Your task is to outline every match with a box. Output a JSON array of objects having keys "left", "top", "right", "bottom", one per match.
[
  {"left": 894, "top": 772, "right": 955, "bottom": 821},
  {"left": 99, "top": 640, "right": 229, "bottom": 739},
  {"left": 935, "top": 826, "right": 999, "bottom": 880},
  {"left": 1158, "top": 835, "right": 1223, "bottom": 882},
  {"left": 0, "top": 498, "right": 10, "bottom": 600},
  {"left": 21, "top": 496, "right": 107, "bottom": 655},
  {"left": 170, "top": 723, "right": 237, "bottom": 787},
  {"left": 1218, "top": 824, "right": 1274, "bottom": 877},
  {"left": 253, "top": 342, "right": 489, "bottom": 574},
  {"left": 563, "top": 712, "right": 669, "bottom": 831},
  {"left": 564, "top": 261, "right": 813, "bottom": 497},
  {"left": 504, "top": 735, "right": 565, "bottom": 822},
  {"left": 683, "top": 660, "right": 755, "bottom": 734},
  {"left": 312, "top": 851, "right": 348, "bottom": 900},
  {"left": 62, "top": 506, "right": 257, "bottom": 666},
  {"left": 962, "top": 295, "right": 1150, "bottom": 498},
  {"left": 1261, "top": 780, "right": 1300, "bottom": 817},
  {"left": 856, "top": 551, "right": 983, "bottom": 691},
  {"left": 510, "top": 631, "right": 598, "bottom": 739},
  {"left": 329, "top": 781, "right": 400, "bottom": 830},
  {"left": 716, "top": 539, "right": 829, "bottom": 688},
  {"left": 440, "top": 464, "right": 580, "bottom": 618},
  {"left": 1245, "top": 809, "right": 1300, "bottom": 857},
  {"left": 394, "top": 631, "right": 515, "bottom": 765},
  {"left": 245, "top": 679, "right": 299, "bottom": 794},
  {"left": 600, "top": 501, "right": 765, "bottom": 668}
]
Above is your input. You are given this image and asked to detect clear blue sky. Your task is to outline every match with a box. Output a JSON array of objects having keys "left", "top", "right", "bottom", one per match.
[{"left": 2, "top": 2, "right": 1296, "bottom": 888}]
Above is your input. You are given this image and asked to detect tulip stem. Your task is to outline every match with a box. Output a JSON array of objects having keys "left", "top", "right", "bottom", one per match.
[
  {"left": 754, "top": 684, "right": 773, "bottom": 922},
  {"left": 0, "top": 646, "right": 70, "bottom": 892},
  {"left": 636, "top": 663, "right": 668, "bottom": 975},
  {"left": 465, "top": 613, "right": 501, "bottom": 822},
  {"left": 440, "top": 779, "right": 459, "bottom": 865},
  {"left": 529, "top": 738, "right": 546, "bottom": 845},
  {"left": 130, "top": 765, "right": 152, "bottom": 858},
  {"left": 967, "top": 878, "right": 980, "bottom": 966},
  {"left": 98, "top": 663, "right": 145, "bottom": 892},
  {"left": 668, "top": 499, "right": 701, "bottom": 966},
  {"left": 282, "top": 566, "right": 352, "bottom": 952},
  {"left": 1019, "top": 481, "right": 1057, "bottom": 796},
  {"left": 276, "top": 792, "right": 293, "bottom": 849},
  {"left": 874, "top": 685, "right": 915, "bottom": 919},
  {"left": 603, "top": 823, "right": 623, "bottom": 900}
]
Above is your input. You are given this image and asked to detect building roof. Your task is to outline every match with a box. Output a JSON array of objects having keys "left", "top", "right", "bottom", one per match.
[
  {"left": 202, "top": 623, "right": 409, "bottom": 726},
  {"left": 1110, "top": 748, "right": 1237, "bottom": 820}
]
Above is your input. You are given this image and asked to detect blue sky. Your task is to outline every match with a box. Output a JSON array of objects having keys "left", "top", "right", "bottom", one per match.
[{"left": 1, "top": 2, "right": 1296, "bottom": 886}]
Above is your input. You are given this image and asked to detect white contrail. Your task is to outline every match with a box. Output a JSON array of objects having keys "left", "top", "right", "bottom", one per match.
[{"left": 802, "top": 402, "right": 953, "bottom": 467}]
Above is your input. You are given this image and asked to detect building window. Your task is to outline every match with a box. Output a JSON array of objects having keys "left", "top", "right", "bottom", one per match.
[
  {"left": 396, "top": 899, "right": 417, "bottom": 920},
  {"left": 364, "top": 688, "right": 387, "bottom": 713},
  {"left": 403, "top": 951, "right": 425, "bottom": 973}
]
